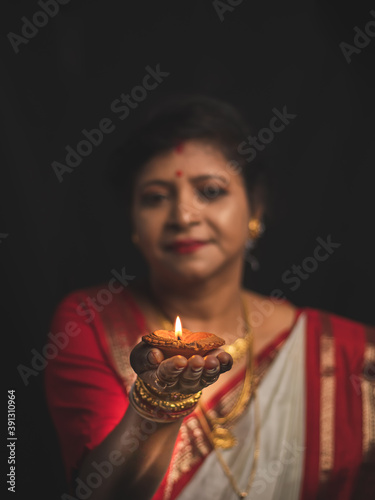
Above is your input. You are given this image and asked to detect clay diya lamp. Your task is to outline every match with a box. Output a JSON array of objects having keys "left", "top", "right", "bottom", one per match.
[{"left": 142, "top": 316, "right": 225, "bottom": 358}]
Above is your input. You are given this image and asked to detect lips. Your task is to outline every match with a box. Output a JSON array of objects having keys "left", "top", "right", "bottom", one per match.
[{"left": 165, "top": 239, "right": 209, "bottom": 254}]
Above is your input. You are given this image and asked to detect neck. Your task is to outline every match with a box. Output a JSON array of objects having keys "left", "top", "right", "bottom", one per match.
[{"left": 147, "top": 257, "right": 246, "bottom": 337}]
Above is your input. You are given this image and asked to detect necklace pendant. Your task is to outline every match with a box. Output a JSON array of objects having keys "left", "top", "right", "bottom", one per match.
[
  {"left": 239, "top": 492, "right": 248, "bottom": 498},
  {"left": 211, "top": 427, "right": 237, "bottom": 449}
]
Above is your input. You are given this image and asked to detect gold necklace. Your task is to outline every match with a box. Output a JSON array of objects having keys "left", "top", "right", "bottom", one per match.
[
  {"left": 199, "top": 355, "right": 253, "bottom": 449},
  {"left": 222, "top": 332, "right": 252, "bottom": 363},
  {"left": 199, "top": 296, "right": 254, "bottom": 449},
  {"left": 197, "top": 297, "right": 260, "bottom": 499},
  {"left": 197, "top": 393, "right": 260, "bottom": 499}
]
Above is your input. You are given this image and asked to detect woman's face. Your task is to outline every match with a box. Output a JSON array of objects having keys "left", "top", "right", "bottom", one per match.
[{"left": 131, "top": 141, "right": 252, "bottom": 285}]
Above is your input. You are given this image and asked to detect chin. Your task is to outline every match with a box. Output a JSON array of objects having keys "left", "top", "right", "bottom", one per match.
[{"left": 158, "top": 259, "right": 222, "bottom": 285}]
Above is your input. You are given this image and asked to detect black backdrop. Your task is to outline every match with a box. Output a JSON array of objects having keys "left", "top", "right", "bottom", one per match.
[{"left": 2, "top": 1, "right": 375, "bottom": 498}]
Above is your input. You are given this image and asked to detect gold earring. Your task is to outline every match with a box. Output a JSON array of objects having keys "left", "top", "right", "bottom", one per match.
[
  {"left": 248, "top": 219, "right": 264, "bottom": 240},
  {"left": 131, "top": 233, "right": 140, "bottom": 245}
]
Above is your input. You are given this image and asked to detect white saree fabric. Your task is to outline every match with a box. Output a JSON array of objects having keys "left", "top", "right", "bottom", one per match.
[{"left": 176, "top": 312, "right": 307, "bottom": 500}]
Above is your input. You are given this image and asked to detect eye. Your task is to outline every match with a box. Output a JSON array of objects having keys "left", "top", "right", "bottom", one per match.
[
  {"left": 140, "top": 192, "right": 169, "bottom": 206},
  {"left": 195, "top": 184, "right": 228, "bottom": 201}
]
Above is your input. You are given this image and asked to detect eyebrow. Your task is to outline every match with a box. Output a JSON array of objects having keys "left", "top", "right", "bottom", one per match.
[{"left": 138, "top": 174, "right": 228, "bottom": 189}]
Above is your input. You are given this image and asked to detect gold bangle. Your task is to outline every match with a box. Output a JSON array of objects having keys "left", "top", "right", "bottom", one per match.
[
  {"left": 136, "top": 378, "right": 202, "bottom": 411},
  {"left": 129, "top": 387, "right": 172, "bottom": 423},
  {"left": 129, "top": 378, "right": 201, "bottom": 423},
  {"left": 130, "top": 385, "right": 197, "bottom": 422}
]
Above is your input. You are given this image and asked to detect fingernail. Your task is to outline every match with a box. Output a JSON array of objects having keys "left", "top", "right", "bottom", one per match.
[
  {"left": 191, "top": 367, "right": 203, "bottom": 373},
  {"left": 174, "top": 366, "right": 185, "bottom": 372},
  {"left": 206, "top": 367, "right": 219, "bottom": 373},
  {"left": 148, "top": 350, "right": 162, "bottom": 365}
]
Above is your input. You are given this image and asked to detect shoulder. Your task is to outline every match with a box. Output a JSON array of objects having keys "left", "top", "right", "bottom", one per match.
[
  {"left": 51, "top": 283, "right": 143, "bottom": 324},
  {"left": 282, "top": 300, "right": 374, "bottom": 346},
  {"left": 49, "top": 283, "right": 145, "bottom": 358},
  {"left": 310, "top": 307, "right": 375, "bottom": 343},
  {"left": 242, "top": 288, "right": 374, "bottom": 333}
]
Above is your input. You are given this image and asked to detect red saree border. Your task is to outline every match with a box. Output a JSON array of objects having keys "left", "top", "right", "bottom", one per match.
[
  {"left": 301, "top": 308, "right": 322, "bottom": 500},
  {"left": 349, "top": 325, "right": 375, "bottom": 498},
  {"left": 300, "top": 309, "right": 370, "bottom": 500},
  {"left": 331, "top": 314, "right": 365, "bottom": 499}
]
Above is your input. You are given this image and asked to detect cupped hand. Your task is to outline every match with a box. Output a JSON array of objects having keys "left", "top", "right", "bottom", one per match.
[{"left": 130, "top": 341, "right": 233, "bottom": 394}]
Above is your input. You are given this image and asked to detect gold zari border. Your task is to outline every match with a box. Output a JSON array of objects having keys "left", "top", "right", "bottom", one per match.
[
  {"left": 319, "top": 315, "right": 335, "bottom": 482},
  {"left": 362, "top": 331, "right": 375, "bottom": 461}
]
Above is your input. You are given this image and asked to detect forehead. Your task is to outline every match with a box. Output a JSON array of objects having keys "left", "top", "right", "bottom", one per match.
[{"left": 135, "top": 141, "right": 241, "bottom": 185}]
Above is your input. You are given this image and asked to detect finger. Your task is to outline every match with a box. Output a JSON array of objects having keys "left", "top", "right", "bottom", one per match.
[
  {"left": 201, "top": 354, "right": 221, "bottom": 387},
  {"left": 217, "top": 351, "right": 233, "bottom": 373},
  {"left": 203, "top": 354, "right": 220, "bottom": 370},
  {"left": 152, "top": 355, "right": 188, "bottom": 390},
  {"left": 204, "top": 350, "right": 233, "bottom": 372},
  {"left": 130, "top": 341, "right": 165, "bottom": 375},
  {"left": 179, "top": 355, "right": 205, "bottom": 392}
]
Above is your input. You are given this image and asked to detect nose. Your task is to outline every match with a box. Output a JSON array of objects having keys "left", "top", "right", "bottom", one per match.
[{"left": 167, "top": 191, "right": 202, "bottom": 230}]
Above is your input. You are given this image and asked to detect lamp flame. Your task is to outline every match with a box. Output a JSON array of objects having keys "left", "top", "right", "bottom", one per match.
[{"left": 175, "top": 316, "right": 182, "bottom": 340}]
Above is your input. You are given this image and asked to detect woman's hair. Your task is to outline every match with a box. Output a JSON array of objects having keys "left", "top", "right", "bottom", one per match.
[{"left": 109, "top": 93, "right": 270, "bottom": 220}]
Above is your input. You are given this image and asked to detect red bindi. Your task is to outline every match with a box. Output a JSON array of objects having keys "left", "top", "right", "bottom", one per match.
[
  {"left": 175, "top": 170, "right": 183, "bottom": 177},
  {"left": 175, "top": 143, "right": 184, "bottom": 153}
]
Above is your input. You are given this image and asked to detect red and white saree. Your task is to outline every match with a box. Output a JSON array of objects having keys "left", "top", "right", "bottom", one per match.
[{"left": 45, "top": 286, "right": 375, "bottom": 499}]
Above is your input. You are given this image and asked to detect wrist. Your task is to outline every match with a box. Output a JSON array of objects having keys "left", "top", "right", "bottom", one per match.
[{"left": 129, "top": 377, "right": 202, "bottom": 423}]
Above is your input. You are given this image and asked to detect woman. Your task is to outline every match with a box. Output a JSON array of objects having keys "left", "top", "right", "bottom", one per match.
[{"left": 45, "top": 95, "right": 375, "bottom": 500}]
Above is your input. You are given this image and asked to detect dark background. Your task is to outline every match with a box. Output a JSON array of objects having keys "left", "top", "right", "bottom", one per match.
[{"left": 2, "top": 1, "right": 375, "bottom": 498}]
